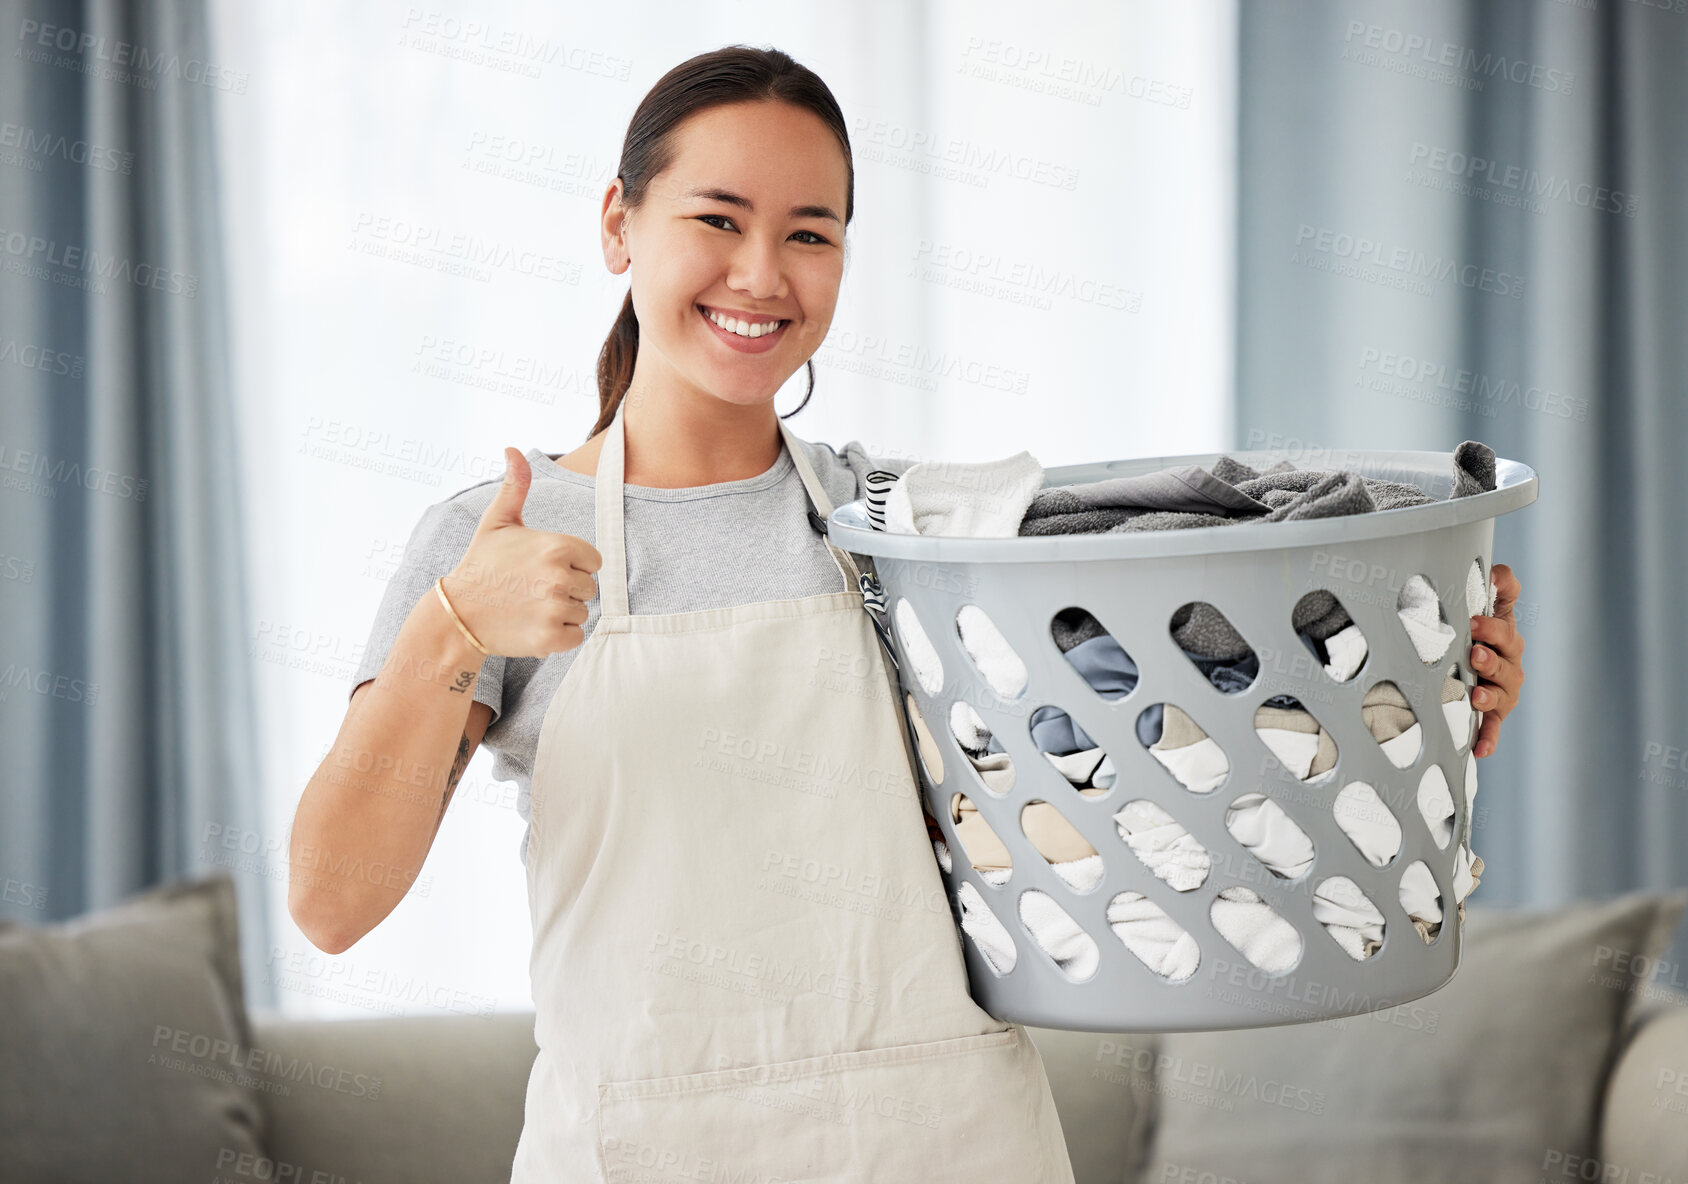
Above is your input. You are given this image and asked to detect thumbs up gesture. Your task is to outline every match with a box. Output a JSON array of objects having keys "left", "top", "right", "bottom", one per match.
[{"left": 441, "top": 447, "right": 603, "bottom": 658}]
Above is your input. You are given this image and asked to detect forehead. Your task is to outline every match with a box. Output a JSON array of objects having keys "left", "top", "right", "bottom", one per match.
[{"left": 657, "top": 101, "right": 848, "bottom": 207}]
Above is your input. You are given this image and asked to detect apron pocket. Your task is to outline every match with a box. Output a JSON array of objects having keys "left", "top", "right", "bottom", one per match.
[{"left": 595, "top": 1026, "right": 1063, "bottom": 1183}]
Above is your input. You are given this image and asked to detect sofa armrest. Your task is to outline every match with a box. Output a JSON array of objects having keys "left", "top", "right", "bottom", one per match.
[
  {"left": 1599, "top": 994, "right": 1688, "bottom": 1176},
  {"left": 246, "top": 1009, "right": 537, "bottom": 1184}
]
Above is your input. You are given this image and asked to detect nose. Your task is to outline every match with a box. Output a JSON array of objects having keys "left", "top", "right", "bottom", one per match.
[{"left": 727, "top": 230, "right": 784, "bottom": 301}]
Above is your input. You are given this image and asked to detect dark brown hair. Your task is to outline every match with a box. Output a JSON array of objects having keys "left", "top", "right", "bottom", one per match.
[{"left": 589, "top": 45, "right": 855, "bottom": 440}]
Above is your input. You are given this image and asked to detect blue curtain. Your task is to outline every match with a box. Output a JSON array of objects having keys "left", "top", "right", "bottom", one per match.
[
  {"left": 0, "top": 0, "right": 273, "bottom": 1007},
  {"left": 1235, "top": 0, "right": 1688, "bottom": 960}
]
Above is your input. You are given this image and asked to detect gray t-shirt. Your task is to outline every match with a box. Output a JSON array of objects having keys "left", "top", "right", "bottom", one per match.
[{"left": 348, "top": 434, "right": 916, "bottom": 866}]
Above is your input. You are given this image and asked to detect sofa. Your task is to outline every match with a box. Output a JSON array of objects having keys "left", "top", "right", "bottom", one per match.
[{"left": 4, "top": 873, "right": 1687, "bottom": 1184}]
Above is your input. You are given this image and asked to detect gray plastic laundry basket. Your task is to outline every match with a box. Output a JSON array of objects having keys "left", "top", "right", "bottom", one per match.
[{"left": 828, "top": 447, "right": 1538, "bottom": 1033}]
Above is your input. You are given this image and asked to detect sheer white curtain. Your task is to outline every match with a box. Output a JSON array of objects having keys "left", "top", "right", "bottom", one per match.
[{"left": 208, "top": 0, "right": 1237, "bottom": 1018}]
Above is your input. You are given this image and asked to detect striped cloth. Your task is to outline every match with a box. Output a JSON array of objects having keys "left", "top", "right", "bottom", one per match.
[
  {"left": 855, "top": 470, "right": 903, "bottom": 669},
  {"left": 807, "top": 493, "right": 899, "bottom": 675},
  {"left": 862, "top": 469, "right": 900, "bottom": 531}
]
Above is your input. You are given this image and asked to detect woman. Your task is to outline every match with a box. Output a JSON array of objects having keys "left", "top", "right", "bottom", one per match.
[{"left": 291, "top": 45, "right": 1528, "bottom": 1182}]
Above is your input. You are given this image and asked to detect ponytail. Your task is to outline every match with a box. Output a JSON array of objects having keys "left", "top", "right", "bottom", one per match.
[{"left": 590, "top": 292, "right": 641, "bottom": 438}]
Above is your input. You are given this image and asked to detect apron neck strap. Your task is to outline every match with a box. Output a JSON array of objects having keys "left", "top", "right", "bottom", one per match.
[{"left": 593, "top": 399, "right": 863, "bottom": 618}]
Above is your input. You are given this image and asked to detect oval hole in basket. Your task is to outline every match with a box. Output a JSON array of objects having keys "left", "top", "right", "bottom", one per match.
[
  {"left": 1171, "top": 601, "right": 1258, "bottom": 693},
  {"left": 1018, "top": 889, "right": 1100, "bottom": 982},
  {"left": 1029, "top": 705, "right": 1115, "bottom": 793},
  {"left": 1209, "top": 886, "right": 1302, "bottom": 973},
  {"left": 951, "top": 603, "right": 1027, "bottom": 700},
  {"left": 954, "top": 881, "right": 1017, "bottom": 975},
  {"left": 1111, "top": 798, "right": 1211, "bottom": 891},
  {"left": 1440, "top": 664, "right": 1475, "bottom": 752},
  {"left": 1137, "top": 702, "right": 1229, "bottom": 794},
  {"left": 1315, "top": 876, "right": 1386, "bottom": 961},
  {"left": 1108, "top": 892, "right": 1200, "bottom": 982},
  {"left": 1454, "top": 841, "right": 1481, "bottom": 914},
  {"left": 1253, "top": 696, "right": 1339, "bottom": 782},
  {"left": 1292, "top": 589, "right": 1369, "bottom": 683},
  {"left": 1415, "top": 765, "right": 1456, "bottom": 851},
  {"left": 1463, "top": 749, "right": 1479, "bottom": 822},
  {"left": 949, "top": 791, "right": 1012, "bottom": 878},
  {"left": 947, "top": 701, "right": 1015, "bottom": 796},
  {"left": 905, "top": 692, "right": 943, "bottom": 785},
  {"left": 1225, "top": 793, "right": 1314, "bottom": 879},
  {"left": 1020, "top": 799, "right": 1100, "bottom": 892},
  {"left": 1466, "top": 555, "right": 1491, "bottom": 617},
  {"left": 1363, "top": 680, "right": 1423, "bottom": 768},
  {"left": 1398, "top": 574, "right": 1455, "bottom": 665},
  {"left": 1333, "top": 780, "right": 1403, "bottom": 867},
  {"left": 1050, "top": 606, "right": 1139, "bottom": 701},
  {"left": 893, "top": 597, "right": 943, "bottom": 695},
  {"left": 1398, "top": 859, "right": 1446, "bottom": 945}
]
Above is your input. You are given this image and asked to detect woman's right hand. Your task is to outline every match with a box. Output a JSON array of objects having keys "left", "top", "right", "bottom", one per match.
[{"left": 441, "top": 446, "right": 602, "bottom": 658}]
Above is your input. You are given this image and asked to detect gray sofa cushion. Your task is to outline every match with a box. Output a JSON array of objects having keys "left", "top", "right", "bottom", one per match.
[
  {"left": 1139, "top": 889, "right": 1688, "bottom": 1184},
  {"left": 1025, "top": 1026, "right": 1159, "bottom": 1184},
  {"left": 249, "top": 1010, "right": 536, "bottom": 1184},
  {"left": 0, "top": 872, "right": 267, "bottom": 1184},
  {"left": 1600, "top": 1004, "right": 1688, "bottom": 1175}
]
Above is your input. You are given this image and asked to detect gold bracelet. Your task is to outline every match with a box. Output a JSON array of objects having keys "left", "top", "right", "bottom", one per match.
[{"left": 434, "top": 576, "right": 491, "bottom": 657}]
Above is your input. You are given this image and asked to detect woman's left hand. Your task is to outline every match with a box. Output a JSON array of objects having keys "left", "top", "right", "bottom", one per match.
[{"left": 1469, "top": 562, "right": 1526, "bottom": 758}]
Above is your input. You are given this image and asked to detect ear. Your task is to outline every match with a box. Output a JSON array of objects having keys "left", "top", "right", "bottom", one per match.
[{"left": 600, "top": 179, "right": 632, "bottom": 274}]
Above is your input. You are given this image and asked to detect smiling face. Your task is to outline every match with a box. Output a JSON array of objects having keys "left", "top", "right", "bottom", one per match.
[{"left": 601, "top": 99, "right": 850, "bottom": 412}]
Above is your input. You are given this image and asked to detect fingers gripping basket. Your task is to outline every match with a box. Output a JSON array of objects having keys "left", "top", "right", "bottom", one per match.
[{"left": 829, "top": 448, "right": 1538, "bottom": 1033}]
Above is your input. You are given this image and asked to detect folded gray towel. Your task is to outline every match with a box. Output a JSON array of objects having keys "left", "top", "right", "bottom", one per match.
[
  {"left": 1021, "top": 440, "right": 1495, "bottom": 536},
  {"left": 1023, "top": 464, "right": 1272, "bottom": 530},
  {"left": 1024, "top": 441, "right": 1499, "bottom": 662}
]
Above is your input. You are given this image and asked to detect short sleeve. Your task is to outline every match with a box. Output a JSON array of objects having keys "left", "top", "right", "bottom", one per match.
[{"left": 348, "top": 500, "right": 504, "bottom": 725}]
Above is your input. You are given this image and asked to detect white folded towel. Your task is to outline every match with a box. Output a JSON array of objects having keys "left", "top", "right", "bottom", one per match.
[
  {"left": 1020, "top": 885, "right": 1102, "bottom": 979},
  {"left": 950, "top": 700, "right": 993, "bottom": 752},
  {"left": 1146, "top": 735, "right": 1230, "bottom": 794},
  {"left": 1107, "top": 893, "right": 1204, "bottom": 981},
  {"left": 1323, "top": 623, "right": 1369, "bottom": 681},
  {"left": 1112, "top": 799, "right": 1212, "bottom": 892},
  {"left": 955, "top": 604, "right": 1028, "bottom": 697},
  {"left": 1334, "top": 780, "right": 1405, "bottom": 865},
  {"left": 1398, "top": 574, "right": 1456, "bottom": 662},
  {"left": 1313, "top": 876, "right": 1387, "bottom": 961},
  {"left": 1443, "top": 695, "right": 1474, "bottom": 749},
  {"left": 893, "top": 597, "right": 944, "bottom": 695},
  {"left": 1207, "top": 886, "right": 1304, "bottom": 973},
  {"left": 1416, "top": 765, "right": 1456, "bottom": 848},
  {"left": 1467, "top": 558, "right": 1497, "bottom": 618},
  {"left": 885, "top": 451, "right": 1044, "bottom": 537},
  {"left": 1225, "top": 793, "right": 1315, "bottom": 879},
  {"left": 1398, "top": 860, "right": 1441, "bottom": 926}
]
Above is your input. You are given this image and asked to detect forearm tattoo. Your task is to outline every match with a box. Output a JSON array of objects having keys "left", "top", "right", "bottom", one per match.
[
  {"left": 450, "top": 669, "right": 477, "bottom": 695},
  {"left": 438, "top": 732, "right": 471, "bottom": 828}
]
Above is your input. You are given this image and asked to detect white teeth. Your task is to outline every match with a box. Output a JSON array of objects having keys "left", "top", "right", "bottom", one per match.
[{"left": 703, "top": 307, "right": 783, "bottom": 338}]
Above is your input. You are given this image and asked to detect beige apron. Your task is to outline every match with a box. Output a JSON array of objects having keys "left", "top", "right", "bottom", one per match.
[{"left": 508, "top": 400, "right": 1075, "bottom": 1182}]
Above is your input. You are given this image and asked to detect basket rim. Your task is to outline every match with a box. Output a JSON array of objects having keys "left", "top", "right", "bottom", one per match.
[{"left": 828, "top": 448, "right": 1538, "bottom": 563}]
